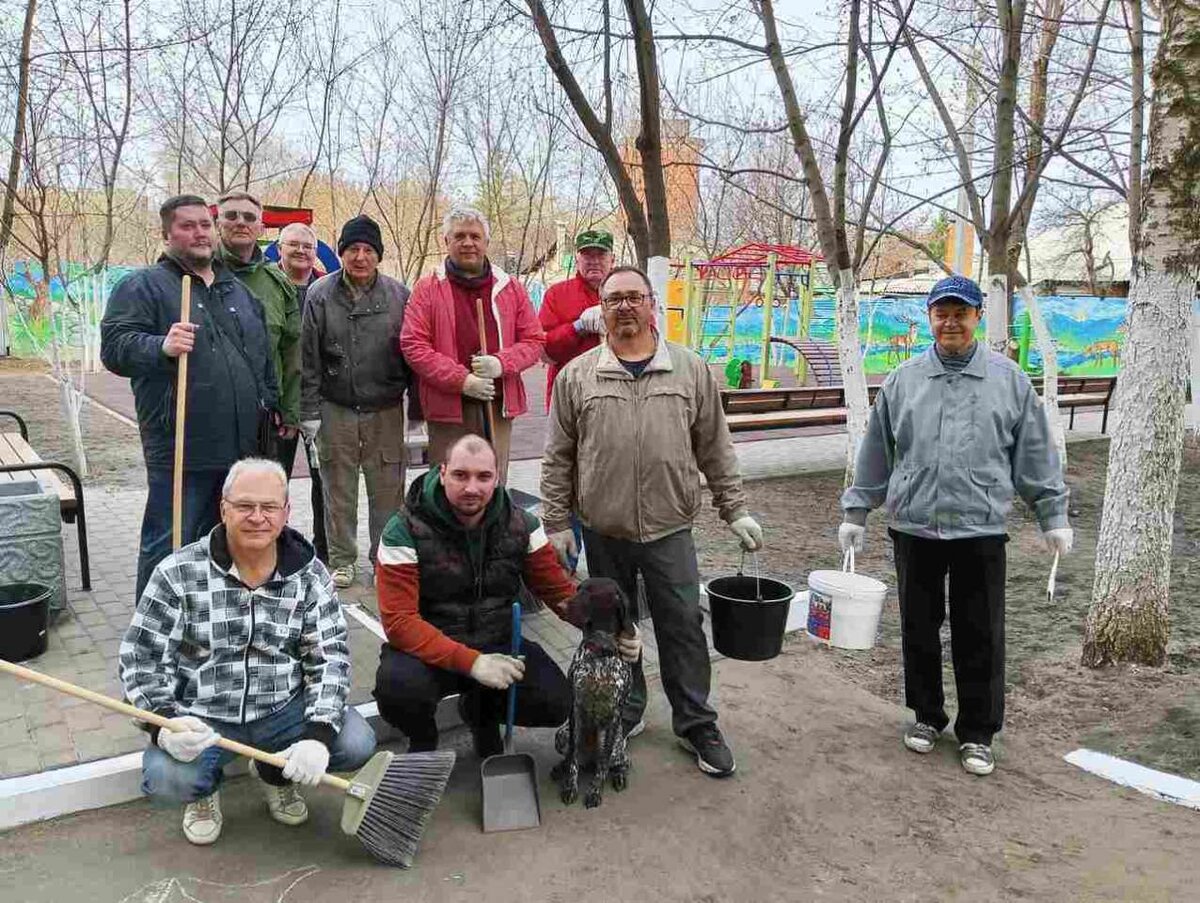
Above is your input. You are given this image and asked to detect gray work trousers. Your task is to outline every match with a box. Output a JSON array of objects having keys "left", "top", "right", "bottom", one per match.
[
  {"left": 582, "top": 526, "right": 717, "bottom": 736},
  {"left": 317, "top": 400, "right": 405, "bottom": 570}
]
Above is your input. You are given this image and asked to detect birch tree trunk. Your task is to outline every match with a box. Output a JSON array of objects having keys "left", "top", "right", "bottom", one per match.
[
  {"left": 836, "top": 268, "right": 870, "bottom": 481},
  {"left": 1082, "top": 1, "right": 1200, "bottom": 668}
]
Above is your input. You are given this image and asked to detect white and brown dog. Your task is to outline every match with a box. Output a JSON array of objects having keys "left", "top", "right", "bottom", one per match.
[{"left": 552, "top": 578, "right": 635, "bottom": 808}]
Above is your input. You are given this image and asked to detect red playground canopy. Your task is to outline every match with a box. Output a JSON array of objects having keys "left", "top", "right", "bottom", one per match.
[
  {"left": 689, "top": 242, "right": 822, "bottom": 281},
  {"left": 208, "top": 204, "right": 314, "bottom": 229}
]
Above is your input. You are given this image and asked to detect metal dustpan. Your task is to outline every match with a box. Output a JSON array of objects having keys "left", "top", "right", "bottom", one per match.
[{"left": 481, "top": 601, "right": 541, "bottom": 832}]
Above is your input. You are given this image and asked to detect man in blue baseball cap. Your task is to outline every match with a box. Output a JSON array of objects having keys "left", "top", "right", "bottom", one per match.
[{"left": 837, "top": 274, "right": 1072, "bottom": 777}]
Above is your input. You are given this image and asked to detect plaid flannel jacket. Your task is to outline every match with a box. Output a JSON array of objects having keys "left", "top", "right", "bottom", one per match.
[{"left": 119, "top": 525, "right": 351, "bottom": 738}]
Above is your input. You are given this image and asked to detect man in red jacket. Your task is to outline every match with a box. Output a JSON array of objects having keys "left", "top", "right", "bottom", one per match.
[
  {"left": 400, "top": 206, "right": 544, "bottom": 483},
  {"left": 539, "top": 230, "right": 614, "bottom": 406}
]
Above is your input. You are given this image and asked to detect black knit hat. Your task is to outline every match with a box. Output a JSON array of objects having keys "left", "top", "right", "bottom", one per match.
[{"left": 337, "top": 214, "right": 384, "bottom": 259}]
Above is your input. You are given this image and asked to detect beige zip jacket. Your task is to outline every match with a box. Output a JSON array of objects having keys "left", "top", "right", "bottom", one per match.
[{"left": 541, "top": 336, "right": 748, "bottom": 543}]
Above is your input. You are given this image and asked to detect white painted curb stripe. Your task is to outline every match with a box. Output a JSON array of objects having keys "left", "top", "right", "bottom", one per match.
[{"left": 1064, "top": 748, "right": 1200, "bottom": 810}]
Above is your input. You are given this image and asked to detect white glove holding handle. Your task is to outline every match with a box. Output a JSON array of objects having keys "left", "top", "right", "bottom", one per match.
[
  {"left": 838, "top": 523, "right": 865, "bottom": 553},
  {"left": 281, "top": 739, "right": 330, "bottom": 786},
  {"left": 729, "top": 515, "right": 763, "bottom": 551},
  {"left": 462, "top": 373, "right": 497, "bottom": 401},
  {"left": 1042, "top": 527, "right": 1073, "bottom": 556},
  {"left": 157, "top": 715, "right": 220, "bottom": 763},
  {"left": 575, "top": 305, "right": 606, "bottom": 334},
  {"left": 471, "top": 354, "right": 503, "bottom": 379}
]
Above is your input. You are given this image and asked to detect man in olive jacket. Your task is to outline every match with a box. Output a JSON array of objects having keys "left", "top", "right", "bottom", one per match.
[
  {"left": 541, "top": 265, "right": 763, "bottom": 779},
  {"left": 216, "top": 191, "right": 301, "bottom": 476},
  {"left": 300, "top": 215, "right": 409, "bottom": 588},
  {"left": 101, "top": 195, "right": 278, "bottom": 600}
]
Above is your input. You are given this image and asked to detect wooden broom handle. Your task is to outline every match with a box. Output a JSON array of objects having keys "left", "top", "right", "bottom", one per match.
[
  {"left": 474, "top": 297, "right": 498, "bottom": 442},
  {"left": 0, "top": 658, "right": 353, "bottom": 791},
  {"left": 172, "top": 275, "right": 192, "bottom": 551}
]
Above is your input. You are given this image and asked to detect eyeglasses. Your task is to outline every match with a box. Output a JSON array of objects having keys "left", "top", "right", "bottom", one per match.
[
  {"left": 601, "top": 292, "right": 651, "bottom": 310},
  {"left": 220, "top": 210, "right": 259, "bottom": 224},
  {"left": 281, "top": 240, "right": 315, "bottom": 251},
  {"left": 224, "top": 498, "right": 286, "bottom": 517}
]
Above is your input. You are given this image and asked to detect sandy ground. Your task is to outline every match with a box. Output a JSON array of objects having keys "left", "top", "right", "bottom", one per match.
[
  {"left": 4, "top": 650, "right": 1200, "bottom": 903},
  {"left": 691, "top": 438, "right": 1200, "bottom": 781}
]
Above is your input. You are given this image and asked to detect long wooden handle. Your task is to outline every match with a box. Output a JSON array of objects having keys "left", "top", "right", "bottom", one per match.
[
  {"left": 0, "top": 658, "right": 352, "bottom": 791},
  {"left": 474, "top": 297, "right": 497, "bottom": 442},
  {"left": 172, "top": 275, "right": 192, "bottom": 551}
]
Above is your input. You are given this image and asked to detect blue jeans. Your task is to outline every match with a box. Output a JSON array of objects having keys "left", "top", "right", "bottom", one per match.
[
  {"left": 141, "top": 695, "right": 377, "bottom": 803},
  {"left": 136, "top": 467, "right": 227, "bottom": 600}
]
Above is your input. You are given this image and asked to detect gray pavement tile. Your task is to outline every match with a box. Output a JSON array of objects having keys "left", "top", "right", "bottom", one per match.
[
  {"left": 74, "top": 610, "right": 109, "bottom": 627},
  {"left": 59, "top": 636, "right": 94, "bottom": 656},
  {"left": 0, "top": 746, "right": 42, "bottom": 777},
  {"left": 32, "top": 724, "right": 73, "bottom": 753},
  {"left": 0, "top": 717, "right": 30, "bottom": 749},
  {"left": 69, "top": 596, "right": 99, "bottom": 612},
  {"left": 25, "top": 705, "right": 66, "bottom": 729},
  {"left": 71, "top": 730, "right": 121, "bottom": 762},
  {"left": 37, "top": 747, "right": 79, "bottom": 769},
  {"left": 84, "top": 624, "right": 121, "bottom": 642},
  {"left": 63, "top": 705, "right": 105, "bottom": 733}
]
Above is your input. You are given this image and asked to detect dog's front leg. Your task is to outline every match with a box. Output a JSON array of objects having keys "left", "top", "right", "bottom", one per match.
[
  {"left": 586, "top": 719, "right": 618, "bottom": 808},
  {"left": 610, "top": 720, "right": 631, "bottom": 792},
  {"left": 559, "top": 703, "right": 580, "bottom": 805}
]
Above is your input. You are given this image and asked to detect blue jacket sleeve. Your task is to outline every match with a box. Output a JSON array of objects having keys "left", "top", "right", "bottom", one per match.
[{"left": 100, "top": 271, "right": 175, "bottom": 378}]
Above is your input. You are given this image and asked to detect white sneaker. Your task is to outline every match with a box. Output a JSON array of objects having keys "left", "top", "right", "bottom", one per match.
[
  {"left": 250, "top": 761, "right": 309, "bottom": 826},
  {"left": 331, "top": 564, "right": 356, "bottom": 588},
  {"left": 182, "top": 791, "right": 222, "bottom": 845},
  {"left": 959, "top": 743, "right": 996, "bottom": 776}
]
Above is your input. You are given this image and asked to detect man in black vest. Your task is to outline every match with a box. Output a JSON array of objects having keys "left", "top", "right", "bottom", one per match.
[{"left": 371, "top": 434, "right": 641, "bottom": 755}]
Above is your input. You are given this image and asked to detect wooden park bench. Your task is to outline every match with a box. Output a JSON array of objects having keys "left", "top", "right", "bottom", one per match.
[
  {"left": 721, "top": 384, "right": 882, "bottom": 432},
  {"left": 1029, "top": 375, "right": 1116, "bottom": 433},
  {"left": 0, "top": 410, "right": 91, "bottom": 589}
]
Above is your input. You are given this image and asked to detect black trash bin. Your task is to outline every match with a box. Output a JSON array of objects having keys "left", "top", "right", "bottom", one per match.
[{"left": 0, "top": 583, "right": 53, "bottom": 662}]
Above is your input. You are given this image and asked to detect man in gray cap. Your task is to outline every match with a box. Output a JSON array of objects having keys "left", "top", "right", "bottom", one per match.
[
  {"left": 839, "top": 274, "right": 1073, "bottom": 777},
  {"left": 300, "top": 215, "right": 409, "bottom": 588}
]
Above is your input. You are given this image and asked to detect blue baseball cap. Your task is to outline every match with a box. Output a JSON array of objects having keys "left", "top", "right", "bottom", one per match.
[{"left": 927, "top": 274, "right": 983, "bottom": 309}]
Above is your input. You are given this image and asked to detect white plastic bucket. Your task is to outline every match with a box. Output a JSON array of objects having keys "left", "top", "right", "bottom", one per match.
[{"left": 806, "top": 549, "right": 887, "bottom": 650}]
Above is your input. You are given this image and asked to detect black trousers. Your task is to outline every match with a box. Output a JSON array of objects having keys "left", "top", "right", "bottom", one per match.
[
  {"left": 891, "top": 529, "right": 1007, "bottom": 745},
  {"left": 583, "top": 527, "right": 717, "bottom": 736},
  {"left": 372, "top": 640, "right": 570, "bottom": 750}
]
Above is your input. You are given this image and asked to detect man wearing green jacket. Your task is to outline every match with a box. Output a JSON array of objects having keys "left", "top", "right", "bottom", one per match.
[{"left": 217, "top": 191, "right": 302, "bottom": 476}]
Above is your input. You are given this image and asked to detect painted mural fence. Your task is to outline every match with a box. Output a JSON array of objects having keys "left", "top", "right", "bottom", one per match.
[{"left": 3, "top": 262, "right": 135, "bottom": 362}]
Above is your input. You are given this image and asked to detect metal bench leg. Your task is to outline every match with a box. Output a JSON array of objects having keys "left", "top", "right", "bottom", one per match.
[
  {"left": 0, "top": 462, "right": 90, "bottom": 590},
  {"left": 1069, "top": 406, "right": 1076, "bottom": 430},
  {"left": 1102, "top": 403, "right": 1109, "bottom": 434}
]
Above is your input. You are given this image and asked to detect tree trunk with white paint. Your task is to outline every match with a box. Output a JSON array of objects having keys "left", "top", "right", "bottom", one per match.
[
  {"left": 835, "top": 268, "right": 870, "bottom": 483},
  {"left": 1082, "top": 2, "right": 1200, "bottom": 668},
  {"left": 1019, "top": 286, "right": 1066, "bottom": 470},
  {"left": 985, "top": 273, "right": 1009, "bottom": 354}
]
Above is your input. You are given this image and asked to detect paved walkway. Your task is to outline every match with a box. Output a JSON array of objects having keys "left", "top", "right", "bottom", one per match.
[{"left": 0, "top": 406, "right": 1111, "bottom": 779}]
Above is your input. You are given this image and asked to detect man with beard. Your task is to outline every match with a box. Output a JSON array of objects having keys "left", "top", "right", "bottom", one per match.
[
  {"left": 371, "top": 434, "right": 641, "bottom": 756},
  {"left": 101, "top": 195, "right": 278, "bottom": 599},
  {"left": 541, "top": 266, "right": 762, "bottom": 779}
]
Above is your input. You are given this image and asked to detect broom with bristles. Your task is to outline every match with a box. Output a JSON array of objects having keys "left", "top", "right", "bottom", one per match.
[{"left": 0, "top": 658, "right": 455, "bottom": 868}]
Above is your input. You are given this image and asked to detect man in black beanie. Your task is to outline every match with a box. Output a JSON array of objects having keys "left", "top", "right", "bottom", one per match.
[{"left": 300, "top": 215, "right": 411, "bottom": 588}]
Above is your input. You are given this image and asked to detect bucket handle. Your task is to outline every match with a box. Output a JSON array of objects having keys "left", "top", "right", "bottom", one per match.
[
  {"left": 842, "top": 547, "right": 857, "bottom": 575},
  {"left": 738, "top": 549, "right": 763, "bottom": 602}
]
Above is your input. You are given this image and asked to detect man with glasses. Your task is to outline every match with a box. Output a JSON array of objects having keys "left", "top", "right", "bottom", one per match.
[
  {"left": 102, "top": 195, "right": 279, "bottom": 601},
  {"left": 277, "top": 221, "right": 328, "bottom": 563},
  {"left": 216, "top": 192, "right": 302, "bottom": 477},
  {"left": 541, "top": 265, "right": 764, "bottom": 778},
  {"left": 119, "top": 457, "right": 375, "bottom": 846},
  {"left": 300, "top": 214, "right": 410, "bottom": 589},
  {"left": 839, "top": 274, "right": 1072, "bottom": 777}
]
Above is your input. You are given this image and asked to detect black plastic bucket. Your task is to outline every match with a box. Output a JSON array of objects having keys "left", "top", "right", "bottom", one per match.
[
  {"left": 706, "top": 573, "right": 795, "bottom": 661},
  {"left": 0, "top": 583, "right": 52, "bottom": 662}
]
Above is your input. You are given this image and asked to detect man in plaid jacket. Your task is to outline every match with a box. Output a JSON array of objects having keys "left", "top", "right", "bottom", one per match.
[{"left": 119, "top": 458, "right": 375, "bottom": 846}]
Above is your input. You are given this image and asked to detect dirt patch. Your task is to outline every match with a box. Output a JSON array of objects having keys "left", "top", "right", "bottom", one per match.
[
  {"left": 693, "top": 439, "right": 1200, "bottom": 779},
  {"left": 0, "top": 372, "right": 145, "bottom": 488}
]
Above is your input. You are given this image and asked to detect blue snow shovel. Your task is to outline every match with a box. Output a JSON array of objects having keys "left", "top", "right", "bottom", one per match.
[{"left": 480, "top": 601, "right": 541, "bottom": 832}]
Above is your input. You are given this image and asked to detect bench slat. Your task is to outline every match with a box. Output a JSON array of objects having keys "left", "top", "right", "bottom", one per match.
[{"left": 0, "top": 432, "right": 76, "bottom": 504}]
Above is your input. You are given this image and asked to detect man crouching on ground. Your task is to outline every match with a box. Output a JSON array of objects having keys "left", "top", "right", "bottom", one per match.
[
  {"left": 372, "top": 434, "right": 641, "bottom": 756},
  {"left": 119, "top": 457, "right": 376, "bottom": 846}
]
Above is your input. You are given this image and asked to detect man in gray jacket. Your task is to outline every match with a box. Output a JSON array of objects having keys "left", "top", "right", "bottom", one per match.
[
  {"left": 300, "top": 215, "right": 409, "bottom": 588},
  {"left": 542, "top": 265, "right": 763, "bottom": 778},
  {"left": 840, "top": 274, "right": 1073, "bottom": 777}
]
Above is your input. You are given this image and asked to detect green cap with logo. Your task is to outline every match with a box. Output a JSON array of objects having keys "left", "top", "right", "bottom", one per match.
[{"left": 575, "top": 230, "right": 614, "bottom": 252}]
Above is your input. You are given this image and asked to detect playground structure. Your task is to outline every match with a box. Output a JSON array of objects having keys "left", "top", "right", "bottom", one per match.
[{"left": 668, "top": 243, "right": 837, "bottom": 388}]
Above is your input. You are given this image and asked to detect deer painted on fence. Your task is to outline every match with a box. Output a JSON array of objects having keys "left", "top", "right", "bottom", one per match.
[
  {"left": 884, "top": 319, "right": 920, "bottom": 365},
  {"left": 1085, "top": 339, "right": 1121, "bottom": 367}
]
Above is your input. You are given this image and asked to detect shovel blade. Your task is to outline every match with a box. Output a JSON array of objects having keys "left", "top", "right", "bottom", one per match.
[{"left": 480, "top": 752, "right": 541, "bottom": 833}]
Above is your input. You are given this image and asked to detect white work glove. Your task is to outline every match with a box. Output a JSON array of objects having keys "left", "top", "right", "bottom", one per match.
[
  {"left": 280, "top": 739, "right": 330, "bottom": 787},
  {"left": 548, "top": 529, "right": 578, "bottom": 566},
  {"left": 729, "top": 515, "right": 764, "bottom": 551},
  {"left": 617, "top": 624, "right": 642, "bottom": 663},
  {"left": 462, "top": 373, "right": 497, "bottom": 401},
  {"left": 470, "top": 652, "right": 525, "bottom": 690},
  {"left": 156, "top": 715, "right": 220, "bottom": 763},
  {"left": 574, "top": 305, "right": 606, "bottom": 334},
  {"left": 471, "top": 354, "right": 503, "bottom": 379},
  {"left": 299, "top": 419, "right": 320, "bottom": 443},
  {"left": 838, "top": 522, "right": 865, "bottom": 553},
  {"left": 1043, "top": 527, "right": 1074, "bottom": 556}
]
